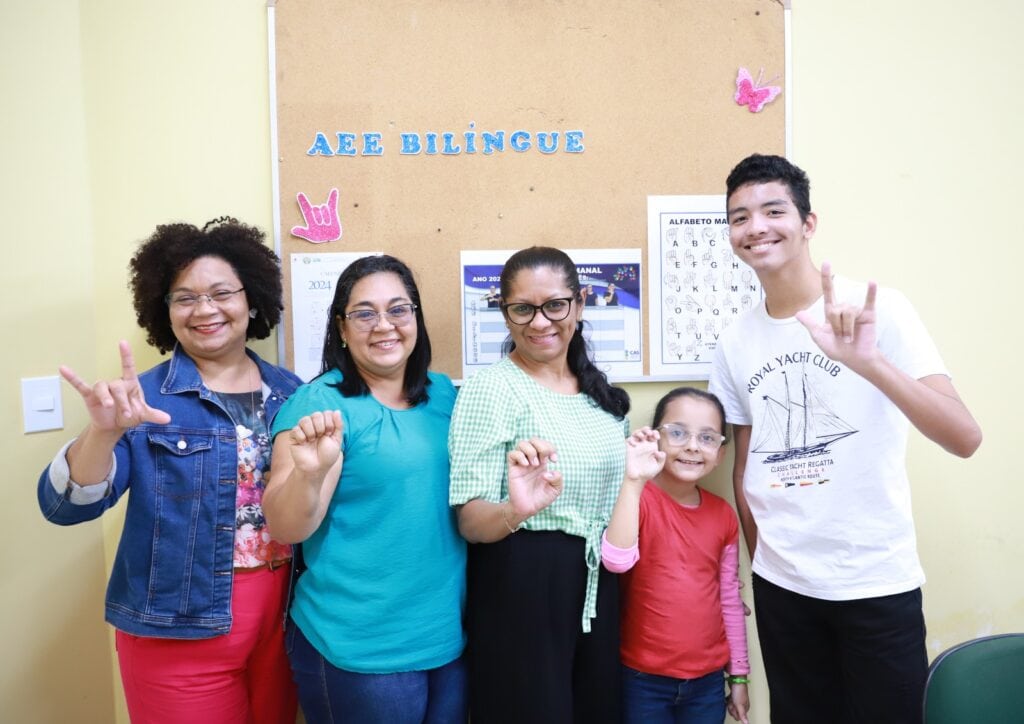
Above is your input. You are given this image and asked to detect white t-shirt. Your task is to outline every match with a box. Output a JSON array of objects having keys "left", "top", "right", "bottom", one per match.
[{"left": 708, "top": 277, "right": 947, "bottom": 600}]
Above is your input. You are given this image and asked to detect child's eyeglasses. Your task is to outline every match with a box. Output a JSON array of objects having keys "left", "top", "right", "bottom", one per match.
[{"left": 657, "top": 424, "right": 726, "bottom": 451}]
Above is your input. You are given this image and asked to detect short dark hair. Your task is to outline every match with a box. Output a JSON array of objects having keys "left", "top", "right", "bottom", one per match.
[
  {"left": 651, "top": 387, "right": 728, "bottom": 442},
  {"left": 128, "top": 217, "right": 283, "bottom": 353},
  {"left": 726, "top": 154, "right": 812, "bottom": 222},
  {"left": 321, "top": 255, "right": 433, "bottom": 405},
  {"left": 500, "top": 246, "right": 630, "bottom": 419}
]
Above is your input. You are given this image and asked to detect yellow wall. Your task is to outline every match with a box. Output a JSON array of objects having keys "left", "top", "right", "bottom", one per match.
[
  {"left": 1, "top": 2, "right": 275, "bottom": 721},
  {"left": 0, "top": 3, "right": 114, "bottom": 722},
  {"left": 1, "top": 1, "right": 1019, "bottom": 722},
  {"left": 790, "top": 0, "right": 1023, "bottom": 653}
]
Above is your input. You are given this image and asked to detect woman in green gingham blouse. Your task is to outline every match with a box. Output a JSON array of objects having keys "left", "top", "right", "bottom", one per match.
[{"left": 449, "top": 246, "right": 630, "bottom": 724}]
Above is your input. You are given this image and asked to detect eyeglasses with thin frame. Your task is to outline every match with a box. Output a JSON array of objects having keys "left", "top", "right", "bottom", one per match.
[
  {"left": 165, "top": 287, "right": 245, "bottom": 308},
  {"left": 343, "top": 303, "right": 417, "bottom": 331},
  {"left": 657, "top": 423, "right": 726, "bottom": 451},
  {"left": 502, "top": 297, "right": 575, "bottom": 325}
]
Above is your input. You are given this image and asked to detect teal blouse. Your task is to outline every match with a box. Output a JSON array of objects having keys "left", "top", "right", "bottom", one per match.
[{"left": 272, "top": 369, "right": 466, "bottom": 673}]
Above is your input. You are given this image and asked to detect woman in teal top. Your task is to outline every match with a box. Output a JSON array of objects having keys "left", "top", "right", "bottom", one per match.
[
  {"left": 449, "top": 246, "right": 631, "bottom": 724},
  {"left": 264, "top": 255, "right": 466, "bottom": 723}
]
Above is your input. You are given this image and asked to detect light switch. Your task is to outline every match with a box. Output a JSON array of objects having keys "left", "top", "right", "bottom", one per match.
[{"left": 22, "top": 376, "right": 63, "bottom": 433}]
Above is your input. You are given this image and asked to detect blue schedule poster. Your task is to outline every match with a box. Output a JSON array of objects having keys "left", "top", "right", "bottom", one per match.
[{"left": 460, "top": 249, "right": 642, "bottom": 381}]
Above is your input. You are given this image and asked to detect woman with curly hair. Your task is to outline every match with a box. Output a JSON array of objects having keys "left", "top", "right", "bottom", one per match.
[{"left": 37, "top": 218, "right": 302, "bottom": 723}]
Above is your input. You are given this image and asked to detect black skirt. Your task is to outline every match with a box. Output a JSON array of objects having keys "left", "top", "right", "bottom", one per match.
[{"left": 464, "top": 529, "right": 621, "bottom": 724}]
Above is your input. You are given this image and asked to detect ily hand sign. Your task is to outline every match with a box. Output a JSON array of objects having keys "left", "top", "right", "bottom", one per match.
[{"left": 291, "top": 188, "right": 342, "bottom": 243}]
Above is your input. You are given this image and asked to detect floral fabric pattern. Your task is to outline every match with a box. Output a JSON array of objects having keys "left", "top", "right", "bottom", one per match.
[{"left": 218, "top": 389, "right": 291, "bottom": 568}]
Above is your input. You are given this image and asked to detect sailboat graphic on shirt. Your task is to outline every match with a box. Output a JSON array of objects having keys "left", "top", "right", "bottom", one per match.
[{"left": 753, "top": 368, "right": 857, "bottom": 463}]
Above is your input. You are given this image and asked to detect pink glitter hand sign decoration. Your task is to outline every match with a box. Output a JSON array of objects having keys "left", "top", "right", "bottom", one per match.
[
  {"left": 734, "top": 67, "right": 781, "bottom": 114},
  {"left": 291, "top": 188, "right": 342, "bottom": 243}
]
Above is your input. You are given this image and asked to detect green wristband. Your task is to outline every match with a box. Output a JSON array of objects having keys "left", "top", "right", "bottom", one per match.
[{"left": 727, "top": 675, "right": 750, "bottom": 685}]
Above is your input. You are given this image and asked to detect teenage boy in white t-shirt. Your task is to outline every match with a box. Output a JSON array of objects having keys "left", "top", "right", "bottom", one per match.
[{"left": 708, "top": 154, "right": 981, "bottom": 723}]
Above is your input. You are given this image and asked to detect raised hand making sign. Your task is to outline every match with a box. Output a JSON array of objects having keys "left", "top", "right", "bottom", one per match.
[{"left": 291, "top": 188, "right": 342, "bottom": 243}]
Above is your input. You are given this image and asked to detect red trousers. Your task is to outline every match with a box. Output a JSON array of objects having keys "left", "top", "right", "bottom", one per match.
[{"left": 115, "top": 564, "right": 297, "bottom": 724}]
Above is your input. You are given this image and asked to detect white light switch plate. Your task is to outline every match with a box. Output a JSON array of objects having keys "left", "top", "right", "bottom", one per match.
[{"left": 22, "top": 375, "right": 63, "bottom": 433}]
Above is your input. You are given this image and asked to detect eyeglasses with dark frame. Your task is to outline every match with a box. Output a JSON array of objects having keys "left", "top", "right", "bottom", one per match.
[
  {"left": 502, "top": 297, "right": 575, "bottom": 325},
  {"left": 657, "top": 423, "right": 726, "bottom": 451},
  {"left": 165, "top": 287, "right": 245, "bottom": 308},
  {"left": 343, "top": 303, "right": 418, "bottom": 331}
]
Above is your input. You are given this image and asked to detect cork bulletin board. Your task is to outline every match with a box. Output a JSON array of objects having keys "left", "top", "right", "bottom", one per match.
[{"left": 271, "top": 0, "right": 786, "bottom": 380}]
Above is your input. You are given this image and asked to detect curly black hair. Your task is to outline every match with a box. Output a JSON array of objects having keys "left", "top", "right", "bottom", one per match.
[{"left": 128, "top": 217, "right": 284, "bottom": 353}]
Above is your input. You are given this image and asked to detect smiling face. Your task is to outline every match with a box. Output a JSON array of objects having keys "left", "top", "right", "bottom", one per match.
[
  {"left": 503, "top": 265, "right": 582, "bottom": 368},
  {"left": 168, "top": 255, "right": 250, "bottom": 363},
  {"left": 727, "top": 180, "right": 817, "bottom": 277},
  {"left": 656, "top": 395, "right": 727, "bottom": 485},
  {"left": 338, "top": 271, "right": 417, "bottom": 382}
]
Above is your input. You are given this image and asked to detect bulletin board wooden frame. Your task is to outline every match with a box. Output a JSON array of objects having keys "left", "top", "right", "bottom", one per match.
[{"left": 271, "top": 0, "right": 786, "bottom": 380}]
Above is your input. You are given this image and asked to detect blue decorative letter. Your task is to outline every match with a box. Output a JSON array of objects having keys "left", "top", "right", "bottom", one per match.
[
  {"left": 442, "top": 133, "right": 462, "bottom": 154},
  {"left": 536, "top": 132, "right": 559, "bottom": 154},
  {"left": 362, "top": 132, "right": 383, "bottom": 156},
  {"left": 307, "top": 132, "right": 335, "bottom": 156},
  {"left": 509, "top": 130, "right": 531, "bottom": 152},
  {"left": 425, "top": 133, "right": 439, "bottom": 155},
  {"left": 564, "top": 130, "right": 585, "bottom": 153},
  {"left": 481, "top": 131, "right": 505, "bottom": 155},
  {"left": 335, "top": 133, "right": 357, "bottom": 156},
  {"left": 401, "top": 133, "right": 422, "bottom": 154}
]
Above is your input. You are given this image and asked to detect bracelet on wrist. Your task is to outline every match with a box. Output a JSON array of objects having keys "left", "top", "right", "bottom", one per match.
[
  {"left": 726, "top": 675, "right": 750, "bottom": 685},
  {"left": 502, "top": 502, "right": 524, "bottom": 534}
]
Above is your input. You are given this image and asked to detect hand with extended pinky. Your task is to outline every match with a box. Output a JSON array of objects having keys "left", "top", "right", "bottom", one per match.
[
  {"left": 507, "top": 438, "right": 563, "bottom": 519},
  {"left": 291, "top": 188, "right": 342, "bottom": 243},
  {"left": 795, "top": 261, "right": 879, "bottom": 372},
  {"left": 60, "top": 340, "right": 171, "bottom": 434},
  {"left": 287, "top": 410, "right": 343, "bottom": 479},
  {"left": 624, "top": 427, "right": 665, "bottom": 487}
]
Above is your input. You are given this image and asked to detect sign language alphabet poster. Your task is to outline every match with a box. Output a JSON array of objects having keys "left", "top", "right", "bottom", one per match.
[{"left": 647, "top": 195, "right": 763, "bottom": 379}]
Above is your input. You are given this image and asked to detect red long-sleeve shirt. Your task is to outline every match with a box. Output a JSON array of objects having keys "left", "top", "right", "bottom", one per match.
[{"left": 603, "top": 483, "right": 750, "bottom": 678}]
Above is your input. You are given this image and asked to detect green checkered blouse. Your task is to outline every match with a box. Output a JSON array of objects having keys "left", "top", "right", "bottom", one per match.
[{"left": 449, "top": 357, "right": 628, "bottom": 632}]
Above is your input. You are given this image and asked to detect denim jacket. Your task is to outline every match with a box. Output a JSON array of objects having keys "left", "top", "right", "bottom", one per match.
[{"left": 38, "top": 346, "right": 302, "bottom": 639}]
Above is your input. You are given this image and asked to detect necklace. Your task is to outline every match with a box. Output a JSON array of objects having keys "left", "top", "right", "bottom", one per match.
[{"left": 235, "top": 362, "right": 263, "bottom": 440}]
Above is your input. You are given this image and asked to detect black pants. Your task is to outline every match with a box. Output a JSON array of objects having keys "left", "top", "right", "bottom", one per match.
[
  {"left": 465, "top": 530, "right": 621, "bottom": 724},
  {"left": 753, "top": 573, "right": 928, "bottom": 724}
]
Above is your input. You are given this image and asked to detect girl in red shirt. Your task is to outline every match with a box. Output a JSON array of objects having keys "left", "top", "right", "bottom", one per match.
[{"left": 603, "top": 387, "right": 750, "bottom": 724}]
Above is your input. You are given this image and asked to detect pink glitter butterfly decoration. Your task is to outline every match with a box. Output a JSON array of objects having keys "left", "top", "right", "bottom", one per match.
[{"left": 735, "top": 67, "right": 782, "bottom": 113}]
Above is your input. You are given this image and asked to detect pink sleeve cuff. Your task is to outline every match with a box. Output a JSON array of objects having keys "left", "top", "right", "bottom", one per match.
[{"left": 601, "top": 530, "right": 639, "bottom": 573}]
